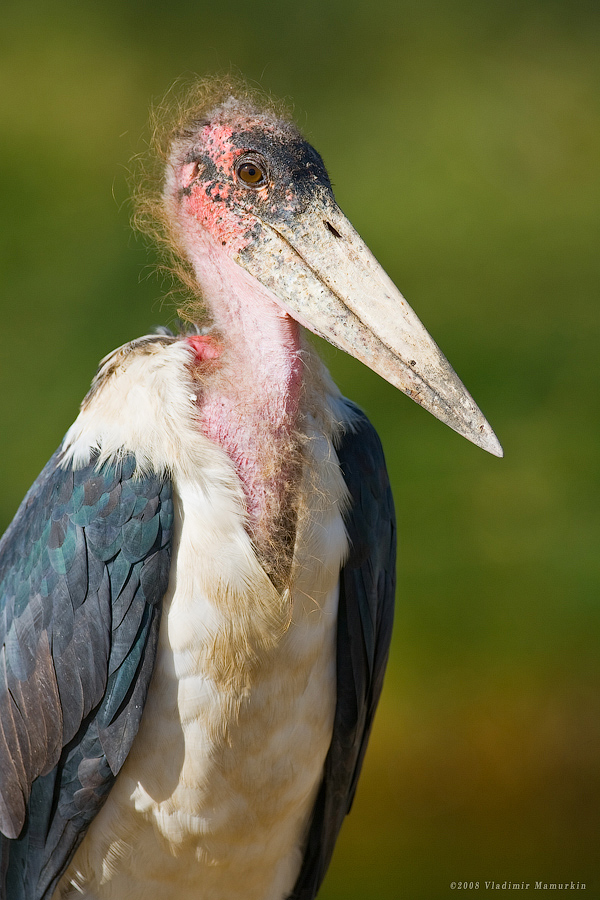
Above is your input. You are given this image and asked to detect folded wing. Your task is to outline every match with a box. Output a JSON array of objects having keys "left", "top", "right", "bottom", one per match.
[{"left": 0, "top": 448, "right": 173, "bottom": 899}]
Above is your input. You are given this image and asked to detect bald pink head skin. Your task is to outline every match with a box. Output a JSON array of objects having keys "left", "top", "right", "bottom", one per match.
[{"left": 177, "top": 123, "right": 257, "bottom": 255}]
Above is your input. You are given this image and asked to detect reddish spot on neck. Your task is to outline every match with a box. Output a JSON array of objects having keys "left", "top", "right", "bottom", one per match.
[{"left": 186, "top": 334, "right": 222, "bottom": 363}]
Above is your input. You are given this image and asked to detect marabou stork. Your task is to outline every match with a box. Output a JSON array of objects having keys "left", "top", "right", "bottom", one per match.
[{"left": 0, "top": 81, "right": 502, "bottom": 900}]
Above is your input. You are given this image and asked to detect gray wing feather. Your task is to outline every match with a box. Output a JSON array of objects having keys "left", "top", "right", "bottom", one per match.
[
  {"left": 289, "top": 400, "right": 397, "bottom": 900},
  {"left": 0, "top": 446, "right": 173, "bottom": 899}
]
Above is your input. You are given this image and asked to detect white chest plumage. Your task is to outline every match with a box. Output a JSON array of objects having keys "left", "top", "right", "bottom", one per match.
[{"left": 55, "top": 338, "right": 351, "bottom": 900}]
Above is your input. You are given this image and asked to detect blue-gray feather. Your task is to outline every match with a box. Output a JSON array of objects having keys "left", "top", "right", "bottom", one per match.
[
  {"left": 0, "top": 446, "right": 173, "bottom": 900},
  {"left": 289, "top": 402, "right": 396, "bottom": 900}
]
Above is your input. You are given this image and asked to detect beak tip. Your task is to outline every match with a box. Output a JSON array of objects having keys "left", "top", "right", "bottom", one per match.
[
  {"left": 474, "top": 425, "right": 504, "bottom": 458},
  {"left": 486, "top": 436, "right": 504, "bottom": 459}
]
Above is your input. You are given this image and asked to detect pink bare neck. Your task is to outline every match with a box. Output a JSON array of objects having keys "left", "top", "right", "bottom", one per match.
[{"left": 184, "top": 230, "right": 305, "bottom": 580}]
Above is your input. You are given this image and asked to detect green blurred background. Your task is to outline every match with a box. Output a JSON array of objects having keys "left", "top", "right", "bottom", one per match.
[{"left": 1, "top": 1, "right": 598, "bottom": 896}]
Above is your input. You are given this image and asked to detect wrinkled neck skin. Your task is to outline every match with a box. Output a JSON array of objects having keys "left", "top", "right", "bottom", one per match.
[{"left": 183, "top": 227, "right": 305, "bottom": 586}]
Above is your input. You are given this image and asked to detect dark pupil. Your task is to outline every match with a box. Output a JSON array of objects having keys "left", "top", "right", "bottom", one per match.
[{"left": 240, "top": 163, "right": 263, "bottom": 184}]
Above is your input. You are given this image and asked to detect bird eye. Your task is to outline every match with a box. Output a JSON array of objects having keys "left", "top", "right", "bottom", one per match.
[{"left": 236, "top": 158, "right": 266, "bottom": 187}]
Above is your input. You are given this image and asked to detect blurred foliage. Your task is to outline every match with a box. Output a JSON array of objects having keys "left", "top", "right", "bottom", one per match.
[{"left": 1, "top": 0, "right": 599, "bottom": 896}]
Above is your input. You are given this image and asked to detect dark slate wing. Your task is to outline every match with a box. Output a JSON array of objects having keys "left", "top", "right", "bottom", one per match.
[
  {"left": 0, "top": 446, "right": 173, "bottom": 900},
  {"left": 289, "top": 401, "right": 397, "bottom": 900}
]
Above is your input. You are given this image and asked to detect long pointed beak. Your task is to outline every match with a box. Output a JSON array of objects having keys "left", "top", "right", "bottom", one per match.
[{"left": 234, "top": 197, "right": 502, "bottom": 457}]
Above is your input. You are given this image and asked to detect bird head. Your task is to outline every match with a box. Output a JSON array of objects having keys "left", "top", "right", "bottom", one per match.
[{"left": 146, "top": 80, "right": 502, "bottom": 457}]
